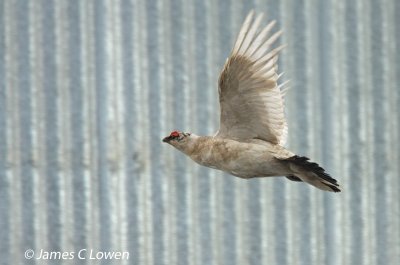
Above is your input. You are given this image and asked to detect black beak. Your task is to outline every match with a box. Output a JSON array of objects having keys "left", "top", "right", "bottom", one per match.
[{"left": 162, "top": 136, "right": 172, "bottom": 143}]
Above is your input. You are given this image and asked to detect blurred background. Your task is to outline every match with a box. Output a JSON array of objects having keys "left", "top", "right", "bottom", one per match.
[{"left": 0, "top": 0, "right": 399, "bottom": 264}]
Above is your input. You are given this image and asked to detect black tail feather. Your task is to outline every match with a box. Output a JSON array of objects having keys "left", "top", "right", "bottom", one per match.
[
  {"left": 286, "top": 175, "right": 302, "bottom": 182},
  {"left": 285, "top": 155, "right": 340, "bottom": 192}
]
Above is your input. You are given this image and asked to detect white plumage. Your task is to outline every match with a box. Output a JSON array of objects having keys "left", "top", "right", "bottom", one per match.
[{"left": 163, "top": 11, "right": 341, "bottom": 192}]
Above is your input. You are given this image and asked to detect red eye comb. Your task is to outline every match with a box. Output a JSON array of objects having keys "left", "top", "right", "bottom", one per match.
[{"left": 170, "top": 131, "right": 180, "bottom": 137}]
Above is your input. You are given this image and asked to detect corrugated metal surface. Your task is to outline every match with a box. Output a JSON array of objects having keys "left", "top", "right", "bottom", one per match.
[{"left": 1, "top": 0, "right": 399, "bottom": 264}]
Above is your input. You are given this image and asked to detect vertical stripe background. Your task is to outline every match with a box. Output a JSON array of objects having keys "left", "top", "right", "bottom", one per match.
[{"left": 0, "top": 0, "right": 399, "bottom": 264}]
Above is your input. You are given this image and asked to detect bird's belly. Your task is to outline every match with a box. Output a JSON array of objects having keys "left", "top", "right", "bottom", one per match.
[
  {"left": 194, "top": 147, "right": 289, "bottom": 178},
  {"left": 219, "top": 157, "right": 284, "bottom": 177}
]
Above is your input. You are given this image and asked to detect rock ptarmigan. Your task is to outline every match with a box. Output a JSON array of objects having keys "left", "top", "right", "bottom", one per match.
[{"left": 163, "top": 11, "right": 341, "bottom": 192}]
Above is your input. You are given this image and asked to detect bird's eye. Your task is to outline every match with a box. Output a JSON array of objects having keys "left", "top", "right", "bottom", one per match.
[{"left": 170, "top": 131, "right": 180, "bottom": 137}]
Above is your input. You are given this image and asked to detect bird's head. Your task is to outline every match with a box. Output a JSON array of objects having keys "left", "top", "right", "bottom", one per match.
[{"left": 162, "top": 130, "right": 196, "bottom": 152}]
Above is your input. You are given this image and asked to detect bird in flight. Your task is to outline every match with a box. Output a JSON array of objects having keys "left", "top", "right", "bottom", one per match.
[{"left": 163, "top": 11, "right": 341, "bottom": 192}]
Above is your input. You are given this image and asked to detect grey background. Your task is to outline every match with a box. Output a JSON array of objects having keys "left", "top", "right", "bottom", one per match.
[{"left": 1, "top": 0, "right": 399, "bottom": 264}]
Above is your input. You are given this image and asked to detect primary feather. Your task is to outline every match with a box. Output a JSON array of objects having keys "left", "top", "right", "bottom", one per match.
[{"left": 216, "top": 11, "right": 288, "bottom": 145}]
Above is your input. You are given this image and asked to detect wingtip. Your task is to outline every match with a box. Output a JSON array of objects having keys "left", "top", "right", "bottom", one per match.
[
  {"left": 270, "top": 19, "right": 277, "bottom": 25},
  {"left": 277, "top": 72, "right": 285, "bottom": 80},
  {"left": 246, "top": 10, "right": 255, "bottom": 22}
]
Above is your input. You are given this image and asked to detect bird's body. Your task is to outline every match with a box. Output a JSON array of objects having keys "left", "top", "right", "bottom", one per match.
[
  {"left": 163, "top": 11, "right": 341, "bottom": 192},
  {"left": 174, "top": 136, "right": 292, "bottom": 178}
]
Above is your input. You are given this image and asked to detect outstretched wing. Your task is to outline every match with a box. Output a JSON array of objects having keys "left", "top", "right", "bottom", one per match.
[{"left": 216, "top": 11, "right": 289, "bottom": 145}]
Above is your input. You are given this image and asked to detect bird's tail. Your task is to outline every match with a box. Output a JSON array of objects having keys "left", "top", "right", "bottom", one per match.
[{"left": 285, "top": 155, "right": 341, "bottom": 192}]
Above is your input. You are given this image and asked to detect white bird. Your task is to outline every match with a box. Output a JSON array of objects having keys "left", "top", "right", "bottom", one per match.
[{"left": 163, "top": 11, "right": 341, "bottom": 192}]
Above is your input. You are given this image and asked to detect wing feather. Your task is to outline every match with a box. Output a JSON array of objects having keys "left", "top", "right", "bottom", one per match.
[{"left": 216, "top": 11, "right": 289, "bottom": 145}]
